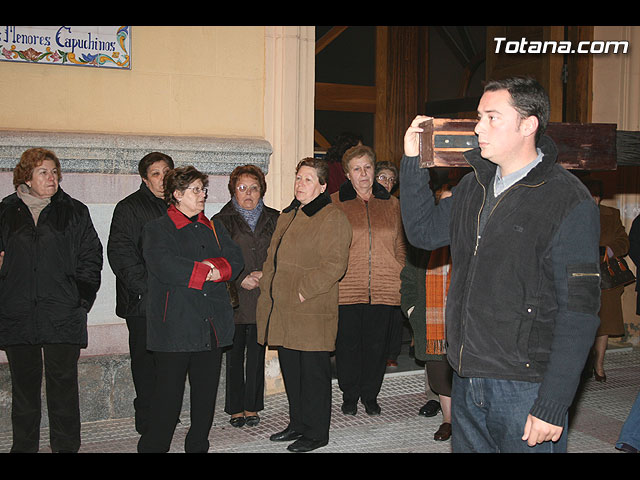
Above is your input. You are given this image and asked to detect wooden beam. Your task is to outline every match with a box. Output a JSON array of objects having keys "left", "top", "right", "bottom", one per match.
[
  {"left": 314, "top": 82, "right": 376, "bottom": 113},
  {"left": 314, "top": 129, "right": 331, "bottom": 151},
  {"left": 564, "top": 26, "right": 594, "bottom": 123},
  {"left": 316, "top": 26, "right": 348, "bottom": 55}
]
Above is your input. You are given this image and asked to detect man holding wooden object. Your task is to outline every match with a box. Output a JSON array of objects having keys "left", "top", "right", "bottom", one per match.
[{"left": 400, "top": 76, "right": 602, "bottom": 452}]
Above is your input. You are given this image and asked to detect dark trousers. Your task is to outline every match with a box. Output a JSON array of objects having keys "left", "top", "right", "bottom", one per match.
[
  {"left": 137, "top": 345, "right": 223, "bottom": 453},
  {"left": 5, "top": 344, "right": 81, "bottom": 453},
  {"left": 225, "top": 323, "right": 265, "bottom": 415},
  {"left": 425, "top": 358, "right": 453, "bottom": 397},
  {"left": 278, "top": 347, "right": 332, "bottom": 442},
  {"left": 125, "top": 315, "right": 156, "bottom": 434},
  {"left": 336, "top": 303, "right": 393, "bottom": 403},
  {"left": 386, "top": 306, "right": 404, "bottom": 361}
]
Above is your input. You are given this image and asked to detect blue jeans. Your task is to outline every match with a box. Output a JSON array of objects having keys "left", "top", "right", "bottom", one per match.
[
  {"left": 616, "top": 390, "right": 640, "bottom": 451},
  {"left": 451, "top": 373, "right": 568, "bottom": 453}
]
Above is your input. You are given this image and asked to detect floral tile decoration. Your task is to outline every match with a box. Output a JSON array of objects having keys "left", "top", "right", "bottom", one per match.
[{"left": 0, "top": 25, "right": 130, "bottom": 69}]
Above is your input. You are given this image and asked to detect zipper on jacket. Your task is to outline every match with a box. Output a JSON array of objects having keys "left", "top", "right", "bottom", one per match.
[
  {"left": 571, "top": 272, "right": 600, "bottom": 277},
  {"left": 461, "top": 164, "right": 488, "bottom": 374},
  {"left": 366, "top": 201, "right": 372, "bottom": 302},
  {"left": 162, "top": 291, "right": 169, "bottom": 322},
  {"left": 472, "top": 165, "right": 487, "bottom": 257}
]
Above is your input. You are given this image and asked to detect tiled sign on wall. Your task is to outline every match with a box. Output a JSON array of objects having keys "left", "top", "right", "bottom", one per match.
[{"left": 0, "top": 25, "right": 130, "bottom": 69}]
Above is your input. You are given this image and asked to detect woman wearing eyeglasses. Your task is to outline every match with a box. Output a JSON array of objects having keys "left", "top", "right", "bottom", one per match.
[
  {"left": 374, "top": 161, "right": 407, "bottom": 369},
  {"left": 213, "top": 165, "right": 279, "bottom": 428},
  {"left": 374, "top": 161, "right": 398, "bottom": 195},
  {"left": 137, "top": 166, "right": 244, "bottom": 453}
]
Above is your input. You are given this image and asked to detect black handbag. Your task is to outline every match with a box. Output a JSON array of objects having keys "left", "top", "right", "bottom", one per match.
[
  {"left": 210, "top": 220, "right": 240, "bottom": 308},
  {"left": 600, "top": 251, "right": 636, "bottom": 290}
]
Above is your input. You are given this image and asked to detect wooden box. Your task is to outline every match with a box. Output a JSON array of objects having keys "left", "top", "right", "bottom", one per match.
[{"left": 418, "top": 118, "right": 618, "bottom": 170}]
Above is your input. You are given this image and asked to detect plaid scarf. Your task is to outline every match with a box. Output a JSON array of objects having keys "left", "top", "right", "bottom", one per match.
[{"left": 424, "top": 246, "right": 451, "bottom": 355}]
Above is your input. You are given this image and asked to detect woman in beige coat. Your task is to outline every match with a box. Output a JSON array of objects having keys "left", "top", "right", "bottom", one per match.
[
  {"left": 256, "top": 157, "right": 352, "bottom": 453},
  {"left": 331, "top": 145, "right": 406, "bottom": 417}
]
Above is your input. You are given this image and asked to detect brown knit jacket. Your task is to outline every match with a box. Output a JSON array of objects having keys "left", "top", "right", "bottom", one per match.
[{"left": 331, "top": 181, "right": 406, "bottom": 306}]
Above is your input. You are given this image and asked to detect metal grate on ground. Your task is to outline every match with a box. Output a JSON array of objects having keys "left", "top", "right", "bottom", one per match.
[{"left": 1, "top": 348, "right": 637, "bottom": 453}]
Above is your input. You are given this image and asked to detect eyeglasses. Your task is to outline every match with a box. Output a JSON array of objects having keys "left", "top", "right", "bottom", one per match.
[
  {"left": 236, "top": 184, "right": 260, "bottom": 194},
  {"left": 377, "top": 174, "right": 396, "bottom": 184},
  {"left": 186, "top": 186, "right": 208, "bottom": 195}
]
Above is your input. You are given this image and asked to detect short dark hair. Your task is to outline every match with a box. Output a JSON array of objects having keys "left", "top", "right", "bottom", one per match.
[
  {"left": 296, "top": 157, "right": 329, "bottom": 185},
  {"left": 163, "top": 165, "right": 208, "bottom": 206},
  {"left": 13, "top": 148, "right": 62, "bottom": 189},
  {"left": 325, "top": 131, "right": 363, "bottom": 164},
  {"left": 342, "top": 144, "right": 376, "bottom": 173},
  {"left": 375, "top": 161, "right": 398, "bottom": 178},
  {"left": 484, "top": 76, "right": 550, "bottom": 144},
  {"left": 138, "top": 152, "right": 174, "bottom": 179},
  {"left": 228, "top": 164, "right": 267, "bottom": 198}
]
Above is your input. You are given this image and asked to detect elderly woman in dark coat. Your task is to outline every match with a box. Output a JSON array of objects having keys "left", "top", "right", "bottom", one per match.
[
  {"left": 213, "top": 164, "right": 279, "bottom": 428},
  {"left": 0, "top": 148, "right": 103, "bottom": 453},
  {"left": 136, "top": 166, "right": 243, "bottom": 453},
  {"left": 256, "top": 158, "right": 352, "bottom": 453},
  {"left": 107, "top": 151, "right": 173, "bottom": 435}
]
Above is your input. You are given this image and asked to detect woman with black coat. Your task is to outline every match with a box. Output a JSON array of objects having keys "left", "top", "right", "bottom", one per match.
[
  {"left": 0, "top": 148, "right": 103, "bottom": 453},
  {"left": 136, "top": 166, "right": 243, "bottom": 453},
  {"left": 213, "top": 164, "right": 279, "bottom": 428},
  {"left": 107, "top": 151, "right": 173, "bottom": 435}
]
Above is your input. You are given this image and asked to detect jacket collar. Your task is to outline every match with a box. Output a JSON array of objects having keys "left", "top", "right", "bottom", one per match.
[
  {"left": 337, "top": 179, "right": 390, "bottom": 202},
  {"left": 140, "top": 182, "right": 168, "bottom": 205},
  {"left": 7, "top": 185, "right": 66, "bottom": 205},
  {"left": 283, "top": 190, "right": 332, "bottom": 217},
  {"left": 167, "top": 204, "right": 212, "bottom": 230},
  {"left": 464, "top": 134, "right": 559, "bottom": 187}
]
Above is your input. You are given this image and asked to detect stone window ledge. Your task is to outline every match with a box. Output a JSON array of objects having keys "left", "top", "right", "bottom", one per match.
[{"left": 0, "top": 130, "right": 272, "bottom": 175}]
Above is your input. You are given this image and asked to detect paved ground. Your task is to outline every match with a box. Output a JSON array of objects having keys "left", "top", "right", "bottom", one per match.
[{"left": 1, "top": 347, "right": 638, "bottom": 453}]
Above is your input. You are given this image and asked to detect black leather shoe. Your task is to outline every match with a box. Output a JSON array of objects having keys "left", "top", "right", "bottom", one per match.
[
  {"left": 269, "top": 426, "right": 304, "bottom": 442},
  {"left": 363, "top": 399, "right": 381, "bottom": 416},
  {"left": 341, "top": 401, "right": 357, "bottom": 415},
  {"left": 419, "top": 400, "right": 441, "bottom": 417},
  {"left": 245, "top": 415, "right": 260, "bottom": 427},
  {"left": 287, "top": 437, "right": 328, "bottom": 453},
  {"left": 229, "top": 416, "right": 245, "bottom": 428},
  {"left": 433, "top": 422, "right": 452, "bottom": 441},
  {"left": 616, "top": 442, "right": 639, "bottom": 453},
  {"left": 594, "top": 368, "right": 607, "bottom": 382}
]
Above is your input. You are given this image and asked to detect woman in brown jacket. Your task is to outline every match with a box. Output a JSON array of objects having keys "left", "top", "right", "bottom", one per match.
[
  {"left": 331, "top": 145, "right": 406, "bottom": 417},
  {"left": 256, "top": 157, "right": 352, "bottom": 453},
  {"left": 584, "top": 178, "right": 630, "bottom": 382}
]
